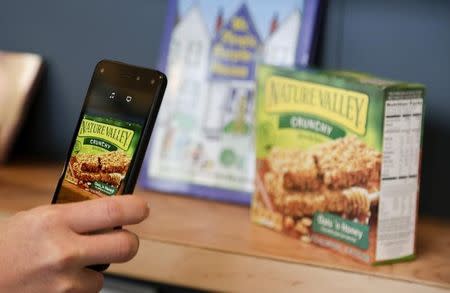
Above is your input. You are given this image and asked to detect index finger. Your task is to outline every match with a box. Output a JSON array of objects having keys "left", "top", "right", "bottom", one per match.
[{"left": 61, "top": 196, "right": 150, "bottom": 233}]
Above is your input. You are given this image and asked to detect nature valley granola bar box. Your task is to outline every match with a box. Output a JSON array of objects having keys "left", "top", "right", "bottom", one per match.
[{"left": 251, "top": 64, "right": 425, "bottom": 264}]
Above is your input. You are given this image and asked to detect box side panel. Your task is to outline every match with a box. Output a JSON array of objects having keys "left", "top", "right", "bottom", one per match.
[{"left": 376, "top": 89, "right": 424, "bottom": 262}]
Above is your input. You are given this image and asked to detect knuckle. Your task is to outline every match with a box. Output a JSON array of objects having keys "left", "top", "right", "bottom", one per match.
[
  {"left": 115, "top": 231, "right": 139, "bottom": 261},
  {"left": 105, "top": 200, "right": 123, "bottom": 225},
  {"left": 38, "top": 205, "right": 57, "bottom": 219},
  {"left": 35, "top": 207, "right": 59, "bottom": 231}
]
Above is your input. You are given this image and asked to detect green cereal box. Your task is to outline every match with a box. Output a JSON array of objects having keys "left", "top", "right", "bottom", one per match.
[{"left": 251, "top": 64, "right": 425, "bottom": 264}]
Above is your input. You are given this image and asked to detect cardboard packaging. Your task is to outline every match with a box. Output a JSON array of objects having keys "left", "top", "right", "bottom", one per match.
[
  {"left": 251, "top": 65, "right": 425, "bottom": 264},
  {"left": 142, "top": 1, "right": 322, "bottom": 204}
]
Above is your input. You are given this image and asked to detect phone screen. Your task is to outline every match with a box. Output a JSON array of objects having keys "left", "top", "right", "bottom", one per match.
[{"left": 54, "top": 62, "right": 164, "bottom": 204}]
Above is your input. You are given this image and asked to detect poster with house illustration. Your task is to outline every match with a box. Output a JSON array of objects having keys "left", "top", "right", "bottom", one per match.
[{"left": 141, "top": 0, "right": 321, "bottom": 204}]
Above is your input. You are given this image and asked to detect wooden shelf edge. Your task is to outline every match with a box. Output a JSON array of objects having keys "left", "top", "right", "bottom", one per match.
[
  {"left": 132, "top": 234, "right": 450, "bottom": 290},
  {"left": 0, "top": 165, "right": 449, "bottom": 291},
  {"left": 107, "top": 239, "right": 448, "bottom": 293},
  {"left": 1, "top": 210, "right": 447, "bottom": 291}
]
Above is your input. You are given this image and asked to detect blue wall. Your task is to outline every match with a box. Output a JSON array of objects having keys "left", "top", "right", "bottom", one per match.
[
  {"left": 0, "top": 0, "right": 167, "bottom": 156},
  {"left": 0, "top": 0, "right": 449, "bottom": 217}
]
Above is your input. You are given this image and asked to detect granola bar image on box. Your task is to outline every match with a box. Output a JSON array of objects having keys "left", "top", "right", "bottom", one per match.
[
  {"left": 313, "top": 136, "right": 382, "bottom": 191},
  {"left": 76, "top": 153, "right": 101, "bottom": 173},
  {"left": 281, "top": 187, "right": 372, "bottom": 241},
  {"left": 76, "top": 171, "right": 123, "bottom": 187},
  {"left": 264, "top": 171, "right": 371, "bottom": 219},
  {"left": 264, "top": 171, "right": 329, "bottom": 215},
  {"left": 99, "top": 151, "right": 131, "bottom": 174},
  {"left": 267, "top": 147, "right": 321, "bottom": 191},
  {"left": 262, "top": 136, "right": 380, "bottom": 226},
  {"left": 67, "top": 150, "right": 131, "bottom": 190},
  {"left": 283, "top": 187, "right": 371, "bottom": 219}
]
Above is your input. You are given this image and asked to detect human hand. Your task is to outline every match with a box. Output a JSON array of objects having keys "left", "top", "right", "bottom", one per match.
[{"left": 0, "top": 195, "right": 149, "bottom": 293}]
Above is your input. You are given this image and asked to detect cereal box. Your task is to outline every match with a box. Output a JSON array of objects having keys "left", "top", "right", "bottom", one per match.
[{"left": 251, "top": 64, "right": 425, "bottom": 264}]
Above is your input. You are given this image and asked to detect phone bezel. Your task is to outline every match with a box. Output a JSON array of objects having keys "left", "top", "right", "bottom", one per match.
[
  {"left": 51, "top": 59, "right": 167, "bottom": 202},
  {"left": 50, "top": 60, "right": 166, "bottom": 271}
]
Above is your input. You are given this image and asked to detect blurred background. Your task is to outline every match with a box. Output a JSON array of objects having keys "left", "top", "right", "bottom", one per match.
[
  {"left": 1, "top": 0, "right": 448, "bottom": 217},
  {"left": 0, "top": 0, "right": 449, "bottom": 291}
]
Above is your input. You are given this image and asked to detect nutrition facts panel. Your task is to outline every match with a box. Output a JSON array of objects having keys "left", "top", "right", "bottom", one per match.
[{"left": 376, "top": 95, "right": 423, "bottom": 261}]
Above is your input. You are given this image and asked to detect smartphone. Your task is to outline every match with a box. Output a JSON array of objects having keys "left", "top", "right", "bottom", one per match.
[{"left": 52, "top": 60, "right": 167, "bottom": 271}]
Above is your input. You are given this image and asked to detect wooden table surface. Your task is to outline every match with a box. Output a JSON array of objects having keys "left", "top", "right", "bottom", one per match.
[{"left": 0, "top": 164, "right": 449, "bottom": 292}]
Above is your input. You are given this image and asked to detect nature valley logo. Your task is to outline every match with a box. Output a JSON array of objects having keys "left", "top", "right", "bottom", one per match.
[
  {"left": 265, "top": 76, "right": 369, "bottom": 135},
  {"left": 78, "top": 118, "right": 134, "bottom": 151}
]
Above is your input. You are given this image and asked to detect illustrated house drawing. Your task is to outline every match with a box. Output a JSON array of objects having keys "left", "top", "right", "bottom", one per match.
[
  {"left": 163, "top": 5, "right": 211, "bottom": 126},
  {"left": 203, "top": 4, "right": 261, "bottom": 138},
  {"left": 262, "top": 9, "right": 302, "bottom": 66},
  {"left": 150, "top": 5, "right": 211, "bottom": 166}
]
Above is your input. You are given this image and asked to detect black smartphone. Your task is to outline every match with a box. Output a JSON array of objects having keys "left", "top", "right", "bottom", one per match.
[{"left": 52, "top": 60, "right": 166, "bottom": 271}]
